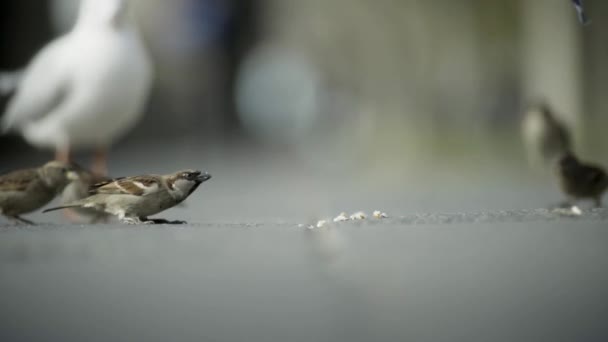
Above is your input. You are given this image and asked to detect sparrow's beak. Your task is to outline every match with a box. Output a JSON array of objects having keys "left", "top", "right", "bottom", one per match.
[
  {"left": 66, "top": 170, "right": 80, "bottom": 181},
  {"left": 197, "top": 172, "right": 212, "bottom": 183}
]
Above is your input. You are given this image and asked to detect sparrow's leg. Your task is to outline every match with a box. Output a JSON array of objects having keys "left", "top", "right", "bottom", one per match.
[
  {"left": 92, "top": 147, "right": 108, "bottom": 176},
  {"left": 9, "top": 216, "right": 35, "bottom": 225},
  {"left": 91, "top": 214, "right": 110, "bottom": 224},
  {"left": 63, "top": 209, "right": 83, "bottom": 223},
  {"left": 55, "top": 147, "right": 70, "bottom": 163},
  {"left": 593, "top": 197, "right": 602, "bottom": 208}
]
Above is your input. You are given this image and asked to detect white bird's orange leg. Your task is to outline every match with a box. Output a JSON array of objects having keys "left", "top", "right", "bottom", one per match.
[
  {"left": 55, "top": 147, "right": 71, "bottom": 163},
  {"left": 55, "top": 146, "right": 82, "bottom": 222},
  {"left": 92, "top": 147, "right": 108, "bottom": 176}
]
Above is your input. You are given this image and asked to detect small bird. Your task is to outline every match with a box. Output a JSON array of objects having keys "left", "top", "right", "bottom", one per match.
[
  {"left": 522, "top": 101, "right": 572, "bottom": 168},
  {"left": 1, "top": 0, "right": 153, "bottom": 176},
  {"left": 44, "top": 170, "right": 211, "bottom": 224},
  {"left": 61, "top": 165, "right": 112, "bottom": 223},
  {"left": 0, "top": 161, "right": 78, "bottom": 224},
  {"left": 557, "top": 152, "right": 608, "bottom": 207}
]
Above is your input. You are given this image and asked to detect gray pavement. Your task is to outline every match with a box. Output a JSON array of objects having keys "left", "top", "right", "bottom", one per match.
[
  {"left": 1, "top": 213, "right": 607, "bottom": 342},
  {"left": 1, "top": 143, "right": 608, "bottom": 341}
]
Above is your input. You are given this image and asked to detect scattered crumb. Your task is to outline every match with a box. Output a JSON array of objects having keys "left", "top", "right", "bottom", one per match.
[
  {"left": 297, "top": 224, "right": 306, "bottom": 228},
  {"left": 373, "top": 210, "right": 388, "bottom": 219},
  {"left": 571, "top": 206, "right": 583, "bottom": 216},
  {"left": 350, "top": 211, "right": 367, "bottom": 220},
  {"left": 316, "top": 220, "right": 328, "bottom": 228},
  {"left": 307, "top": 225, "right": 315, "bottom": 230},
  {"left": 333, "top": 212, "right": 349, "bottom": 222},
  {"left": 553, "top": 206, "right": 584, "bottom": 217}
]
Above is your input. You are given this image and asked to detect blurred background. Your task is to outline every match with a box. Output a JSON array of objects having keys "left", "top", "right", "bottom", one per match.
[
  {"left": 0, "top": 0, "right": 607, "bottom": 220},
  {"left": 2, "top": 3, "right": 608, "bottom": 341}
]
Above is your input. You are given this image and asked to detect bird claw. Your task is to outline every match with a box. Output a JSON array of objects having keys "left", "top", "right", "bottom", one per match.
[
  {"left": 147, "top": 218, "right": 187, "bottom": 225},
  {"left": 121, "top": 217, "right": 151, "bottom": 225},
  {"left": 9, "top": 216, "right": 35, "bottom": 225}
]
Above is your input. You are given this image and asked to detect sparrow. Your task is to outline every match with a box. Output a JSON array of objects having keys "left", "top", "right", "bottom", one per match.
[
  {"left": 522, "top": 101, "right": 572, "bottom": 168},
  {"left": 0, "top": 161, "right": 78, "bottom": 224},
  {"left": 61, "top": 165, "right": 112, "bottom": 223},
  {"left": 44, "top": 170, "right": 211, "bottom": 224},
  {"left": 1, "top": 0, "right": 153, "bottom": 176},
  {"left": 557, "top": 152, "right": 608, "bottom": 207}
]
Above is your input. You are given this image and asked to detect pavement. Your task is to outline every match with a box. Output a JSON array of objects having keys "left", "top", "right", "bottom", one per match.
[
  {"left": 1, "top": 142, "right": 607, "bottom": 341},
  {"left": 1, "top": 209, "right": 608, "bottom": 342}
]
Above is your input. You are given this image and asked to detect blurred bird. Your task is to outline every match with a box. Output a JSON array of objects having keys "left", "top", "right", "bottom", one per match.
[
  {"left": 44, "top": 170, "right": 211, "bottom": 224},
  {"left": 522, "top": 101, "right": 572, "bottom": 168},
  {"left": 572, "top": 0, "right": 591, "bottom": 25},
  {"left": 0, "top": 161, "right": 78, "bottom": 224},
  {"left": 61, "top": 165, "right": 112, "bottom": 223},
  {"left": 557, "top": 152, "right": 608, "bottom": 207},
  {"left": 0, "top": 70, "right": 24, "bottom": 96},
  {"left": 1, "top": 0, "right": 153, "bottom": 176}
]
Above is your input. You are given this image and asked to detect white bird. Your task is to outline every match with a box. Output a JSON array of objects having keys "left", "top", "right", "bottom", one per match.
[{"left": 1, "top": 0, "right": 153, "bottom": 175}]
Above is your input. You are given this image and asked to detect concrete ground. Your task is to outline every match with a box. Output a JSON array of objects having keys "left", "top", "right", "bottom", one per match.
[
  {"left": 1, "top": 142, "right": 607, "bottom": 341},
  {"left": 1, "top": 217, "right": 607, "bottom": 342}
]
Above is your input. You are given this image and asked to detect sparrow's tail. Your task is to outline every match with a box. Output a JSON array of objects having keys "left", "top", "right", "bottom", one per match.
[{"left": 43, "top": 204, "right": 83, "bottom": 213}]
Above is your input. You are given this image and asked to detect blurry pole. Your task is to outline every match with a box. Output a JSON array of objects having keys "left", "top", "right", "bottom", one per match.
[
  {"left": 520, "top": 0, "right": 583, "bottom": 145},
  {"left": 583, "top": 2, "right": 608, "bottom": 130}
]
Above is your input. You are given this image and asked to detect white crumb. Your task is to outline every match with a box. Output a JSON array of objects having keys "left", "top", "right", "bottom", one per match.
[
  {"left": 333, "top": 212, "right": 349, "bottom": 222},
  {"left": 571, "top": 206, "right": 582, "bottom": 216},
  {"left": 316, "top": 220, "right": 328, "bottom": 228},
  {"left": 373, "top": 210, "right": 388, "bottom": 219},
  {"left": 553, "top": 206, "right": 584, "bottom": 217},
  {"left": 350, "top": 211, "right": 367, "bottom": 220}
]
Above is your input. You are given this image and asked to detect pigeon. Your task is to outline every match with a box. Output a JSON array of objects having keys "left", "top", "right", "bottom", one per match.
[
  {"left": 1, "top": 0, "right": 153, "bottom": 176},
  {"left": 44, "top": 170, "right": 211, "bottom": 224},
  {"left": 557, "top": 152, "right": 608, "bottom": 207},
  {"left": 0, "top": 161, "right": 78, "bottom": 224}
]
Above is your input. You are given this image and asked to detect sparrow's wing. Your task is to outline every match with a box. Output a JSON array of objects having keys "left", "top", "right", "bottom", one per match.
[
  {"left": 0, "top": 169, "right": 38, "bottom": 191},
  {"left": 1, "top": 38, "right": 72, "bottom": 133},
  {"left": 585, "top": 166, "right": 607, "bottom": 186},
  {"left": 91, "top": 175, "right": 161, "bottom": 196}
]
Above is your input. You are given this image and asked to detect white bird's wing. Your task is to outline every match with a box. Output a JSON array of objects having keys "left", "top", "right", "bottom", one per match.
[
  {"left": 0, "top": 69, "right": 24, "bottom": 95},
  {"left": 1, "top": 38, "right": 72, "bottom": 133}
]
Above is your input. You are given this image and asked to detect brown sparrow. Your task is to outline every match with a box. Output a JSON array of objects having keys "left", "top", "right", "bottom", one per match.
[
  {"left": 0, "top": 161, "right": 78, "bottom": 224},
  {"left": 522, "top": 101, "right": 572, "bottom": 168},
  {"left": 45, "top": 170, "right": 211, "bottom": 224},
  {"left": 557, "top": 152, "right": 608, "bottom": 207}
]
